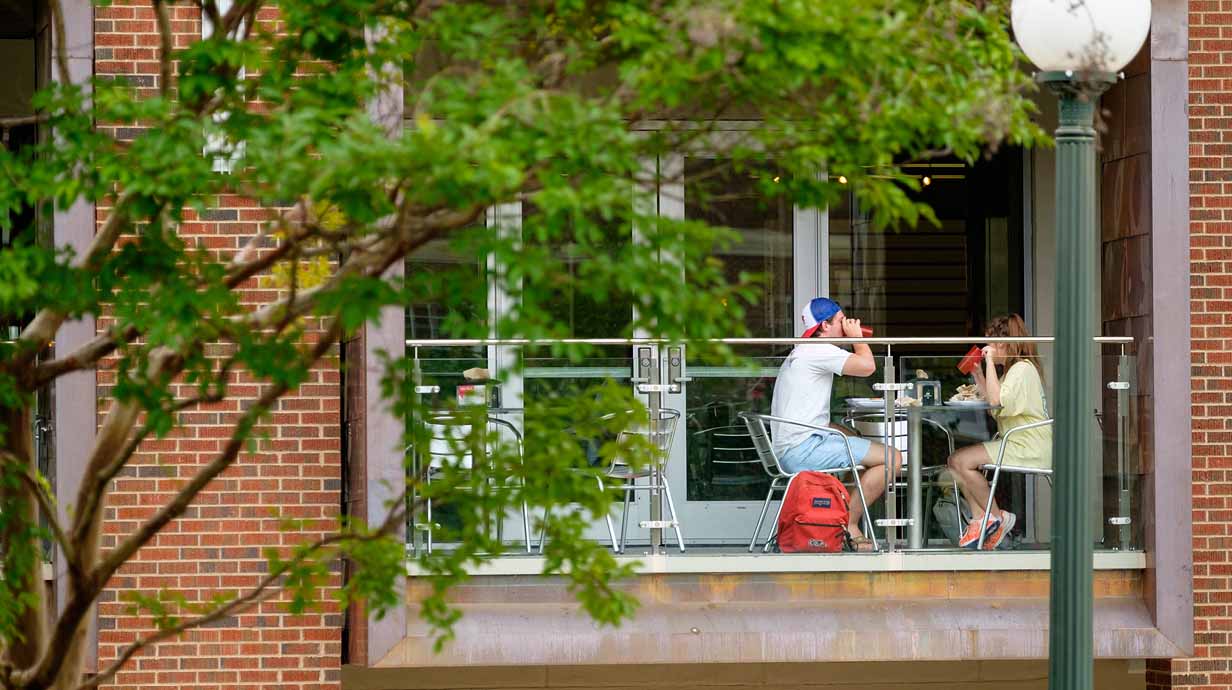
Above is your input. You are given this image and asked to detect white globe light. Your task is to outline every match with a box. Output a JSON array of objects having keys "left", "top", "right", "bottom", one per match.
[{"left": 1011, "top": 0, "right": 1151, "bottom": 73}]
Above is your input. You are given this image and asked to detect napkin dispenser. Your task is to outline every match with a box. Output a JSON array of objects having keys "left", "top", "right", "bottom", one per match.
[{"left": 913, "top": 380, "right": 941, "bottom": 406}]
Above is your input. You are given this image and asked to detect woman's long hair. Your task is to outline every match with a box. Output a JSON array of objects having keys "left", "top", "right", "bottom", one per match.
[{"left": 984, "top": 314, "right": 1042, "bottom": 376}]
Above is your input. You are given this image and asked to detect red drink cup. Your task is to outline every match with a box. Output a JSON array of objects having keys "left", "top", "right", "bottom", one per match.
[
  {"left": 860, "top": 326, "right": 874, "bottom": 337},
  {"left": 957, "top": 346, "right": 983, "bottom": 374}
]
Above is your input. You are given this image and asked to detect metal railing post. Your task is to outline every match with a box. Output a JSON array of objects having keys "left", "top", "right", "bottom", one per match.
[
  {"left": 410, "top": 346, "right": 423, "bottom": 556},
  {"left": 635, "top": 345, "right": 664, "bottom": 555},
  {"left": 1111, "top": 346, "right": 1133, "bottom": 549},
  {"left": 907, "top": 405, "right": 923, "bottom": 549},
  {"left": 872, "top": 346, "right": 914, "bottom": 552},
  {"left": 881, "top": 347, "right": 895, "bottom": 552}
]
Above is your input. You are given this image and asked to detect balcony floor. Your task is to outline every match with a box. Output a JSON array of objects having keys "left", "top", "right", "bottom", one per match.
[{"left": 406, "top": 543, "right": 1145, "bottom": 576}]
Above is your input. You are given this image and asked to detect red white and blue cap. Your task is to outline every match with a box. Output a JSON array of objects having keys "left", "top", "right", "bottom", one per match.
[{"left": 801, "top": 297, "right": 842, "bottom": 338}]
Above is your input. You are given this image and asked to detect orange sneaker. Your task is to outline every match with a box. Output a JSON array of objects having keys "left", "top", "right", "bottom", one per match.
[
  {"left": 981, "top": 511, "right": 1017, "bottom": 550},
  {"left": 959, "top": 514, "right": 1000, "bottom": 549}
]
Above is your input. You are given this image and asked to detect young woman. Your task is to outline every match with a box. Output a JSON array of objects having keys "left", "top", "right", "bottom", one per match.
[{"left": 946, "top": 314, "right": 1051, "bottom": 550}]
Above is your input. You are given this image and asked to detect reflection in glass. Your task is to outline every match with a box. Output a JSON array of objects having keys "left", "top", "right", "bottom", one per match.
[
  {"left": 405, "top": 232, "right": 488, "bottom": 402},
  {"left": 684, "top": 157, "right": 793, "bottom": 339},
  {"left": 683, "top": 363, "right": 778, "bottom": 501},
  {"left": 521, "top": 204, "right": 634, "bottom": 403},
  {"left": 682, "top": 159, "right": 793, "bottom": 502},
  {"left": 828, "top": 151, "right": 1025, "bottom": 339}
]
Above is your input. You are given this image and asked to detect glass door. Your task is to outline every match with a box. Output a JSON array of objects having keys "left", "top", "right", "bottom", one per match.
[
  {"left": 646, "top": 154, "right": 818, "bottom": 545},
  {"left": 518, "top": 201, "right": 641, "bottom": 546},
  {"left": 427, "top": 154, "right": 824, "bottom": 550}
]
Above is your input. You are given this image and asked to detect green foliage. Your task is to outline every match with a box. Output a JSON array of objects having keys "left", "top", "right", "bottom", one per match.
[
  {"left": 0, "top": 464, "right": 46, "bottom": 644},
  {"left": 0, "top": 0, "right": 1043, "bottom": 667}
]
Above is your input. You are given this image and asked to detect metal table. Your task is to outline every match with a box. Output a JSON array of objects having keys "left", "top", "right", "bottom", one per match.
[
  {"left": 411, "top": 406, "right": 530, "bottom": 555},
  {"left": 844, "top": 401, "right": 996, "bottom": 549}
]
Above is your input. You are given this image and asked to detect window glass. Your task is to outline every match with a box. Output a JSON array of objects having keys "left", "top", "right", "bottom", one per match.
[
  {"left": 682, "top": 158, "right": 791, "bottom": 502},
  {"left": 828, "top": 152, "right": 1025, "bottom": 340}
]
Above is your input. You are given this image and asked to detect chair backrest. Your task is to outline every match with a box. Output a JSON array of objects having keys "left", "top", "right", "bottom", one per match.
[
  {"left": 696, "top": 424, "right": 762, "bottom": 487},
  {"left": 740, "top": 413, "right": 786, "bottom": 478},
  {"left": 706, "top": 425, "right": 759, "bottom": 466},
  {"left": 639, "top": 408, "right": 681, "bottom": 456},
  {"left": 991, "top": 418, "right": 1054, "bottom": 469},
  {"left": 424, "top": 413, "right": 524, "bottom": 471},
  {"left": 610, "top": 408, "right": 681, "bottom": 470},
  {"left": 426, "top": 414, "right": 474, "bottom": 470}
]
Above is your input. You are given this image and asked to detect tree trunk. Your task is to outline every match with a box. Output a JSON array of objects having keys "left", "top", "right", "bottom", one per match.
[{"left": 1, "top": 404, "right": 48, "bottom": 674}]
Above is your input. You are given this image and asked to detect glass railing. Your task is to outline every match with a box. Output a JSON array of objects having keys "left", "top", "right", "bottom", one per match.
[{"left": 404, "top": 335, "right": 1140, "bottom": 556}]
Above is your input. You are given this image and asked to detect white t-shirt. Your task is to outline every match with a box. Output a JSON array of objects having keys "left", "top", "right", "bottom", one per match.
[{"left": 769, "top": 343, "right": 852, "bottom": 456}]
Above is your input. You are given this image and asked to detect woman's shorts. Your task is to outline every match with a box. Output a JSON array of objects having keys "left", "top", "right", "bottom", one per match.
[{"left": 779, "top": 433, "right": 873, "bottom": 474}]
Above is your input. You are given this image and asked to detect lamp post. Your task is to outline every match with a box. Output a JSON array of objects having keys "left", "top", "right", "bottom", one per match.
[{"left": 1009, "top": 2, "right": 1150, "bottom": 689}]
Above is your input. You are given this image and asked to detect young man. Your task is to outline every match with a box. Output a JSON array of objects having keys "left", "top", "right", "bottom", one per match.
[{"left": 769, "top": 297, "right": 901, "bottom": 550}]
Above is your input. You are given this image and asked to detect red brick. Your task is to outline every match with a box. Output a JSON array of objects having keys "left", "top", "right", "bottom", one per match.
[
  {"left": 1179, "top": 4, "right": 1232, "bottom": 688},
  {"left": 92, "top": 9, "right": 343, "bottom": 690}
]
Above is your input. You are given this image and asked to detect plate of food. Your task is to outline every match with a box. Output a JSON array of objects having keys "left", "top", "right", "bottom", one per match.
[
  {"left": 846, "top": 397, "right": 887, "bottom": 409},
  {"left": 946, "top": 384, "right": 987, "bottom": 407}
]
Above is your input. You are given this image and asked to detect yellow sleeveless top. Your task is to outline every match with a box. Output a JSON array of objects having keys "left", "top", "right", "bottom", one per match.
[{"left": 981, "top": 361, "right": 1051, "bottom": 468}]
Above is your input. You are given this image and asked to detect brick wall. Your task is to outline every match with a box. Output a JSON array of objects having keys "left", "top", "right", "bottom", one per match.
[
  {"left": 92, "top": 3, "right": 343, "bottom": 688},
  {"left": 1148, "top": 1, "right": 1232, "bottom": 688}
]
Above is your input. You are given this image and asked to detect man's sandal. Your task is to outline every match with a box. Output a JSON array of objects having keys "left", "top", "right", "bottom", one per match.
[{"left": 849, "top": 536, "right": 876, "bottom": 553}]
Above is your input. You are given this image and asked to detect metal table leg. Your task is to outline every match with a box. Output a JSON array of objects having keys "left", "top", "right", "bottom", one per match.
[{"left": 907, "top": 407, "right": 923, "bottom": 549}]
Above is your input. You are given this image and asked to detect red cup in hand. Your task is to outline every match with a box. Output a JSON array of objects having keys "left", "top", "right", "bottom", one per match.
[
  {"left": 957, "top": 345, "right": 983, "bottom": 374},
  {"left": 860, "top": 326, "right": 874, "bottom": 337}
]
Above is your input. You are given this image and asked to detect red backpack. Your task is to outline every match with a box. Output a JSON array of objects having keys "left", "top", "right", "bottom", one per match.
[{"left": 775, "top": 471, "right": 853, "bottom": 553}]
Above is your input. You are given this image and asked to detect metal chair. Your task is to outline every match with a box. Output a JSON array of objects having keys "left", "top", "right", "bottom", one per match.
[
  {"left": 975, "top": 418, "right": 1054, "bottom": 549},
  {"left": 538, "top": 409, "right": 682, "bottom": 554},
  {"left": 739, "top": 412, "right": 877, "bottom": 552},
  {"left": 417, "top": 413, "right": 533, "bottom": 554},
  {"left": 692, "top": 424, "right": 764, "bottom": 488},
  {"left": 607, "top": 409, "right": 684, "bottom": 553}
]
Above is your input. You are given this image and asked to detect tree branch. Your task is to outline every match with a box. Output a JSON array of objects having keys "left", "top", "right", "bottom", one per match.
[
  {"left": 198, "top": 0, "right": 222, "bottom": 34},
  {"left": 68, "top": 399, "right": 143, "bottom": 551},
  {"left": 77, "top": 558, "right": 282, "bottom": 690},
  {"left": 95, "top": 325, "right": 343, "bottom": 588},
  {"left": 0, "top": 408, "right": 48, "bottom": 675},
  {"left": 152, "top": 0, "right": 174, "bottom": 98},
  {"left": 221, "top": 0, "right": 262, "bottom": 37},
  {"left": 87, "top": 389, "right": 227, "bottom": 526},
  {"left": 73, "top": 491, "right": 414, "bottom": 690},
  {"left": 2, "top": 456, "right": 78, "bottom": 576},
  {"left": 11, "top": 191, "right": 140, "bottom": 373},
  {"left": 230, "top": 198, "right": 473, "bottom": 336},
  {"left": 15, "top": 327, "right": 336, "bottom": 690},
  {"left": 45, "top": 0, "right": 73, "bottom": 85},
  {"left": 29, "top": 325, "right": 137, "bottom": 388}
]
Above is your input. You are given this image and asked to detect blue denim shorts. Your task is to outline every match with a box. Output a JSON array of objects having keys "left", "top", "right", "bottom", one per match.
[{"left": 779, "top": 433, "right": 872, "bottom": 474}]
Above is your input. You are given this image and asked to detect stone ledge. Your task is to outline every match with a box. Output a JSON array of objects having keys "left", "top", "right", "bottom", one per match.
[{"left": 377, "top": 595, "right": 1180, "bottom": 668}]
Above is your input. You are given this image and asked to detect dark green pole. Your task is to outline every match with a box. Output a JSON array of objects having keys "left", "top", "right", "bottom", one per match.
[{"left": 1042, "top": 70, "right": 1114, "bottom": 690}]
